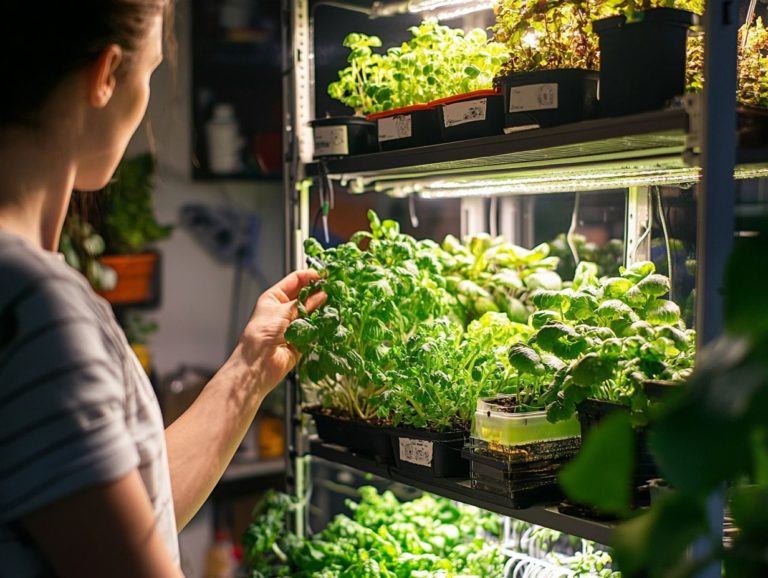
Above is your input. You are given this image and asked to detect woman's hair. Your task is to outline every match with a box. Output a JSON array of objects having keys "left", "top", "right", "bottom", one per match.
[{"left": 0, "top": 0, "right": 174, "bottom": 127}]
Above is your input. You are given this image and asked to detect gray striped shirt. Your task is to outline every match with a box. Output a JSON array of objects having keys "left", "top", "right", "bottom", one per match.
[{"left": 0, "top": 231, "right": 179, "bottom": 576}]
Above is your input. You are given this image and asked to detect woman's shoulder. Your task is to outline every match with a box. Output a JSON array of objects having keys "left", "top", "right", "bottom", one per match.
[{"left": 0, "top": 230, "right": 94, "bottom": 306}]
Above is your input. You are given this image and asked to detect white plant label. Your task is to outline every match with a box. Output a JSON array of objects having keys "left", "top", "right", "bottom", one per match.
[
  {"left": 442, "top": 98, "right": 488, "bottom": 128},
  {"left": 399, "top": 437, "right": 433, "bottom": 467},
  {"left": 313, "top": 126, "right": 349, "bottom": 156},
  {"left": 378, "top": 114, "right": 412, "bottom": 142},
  {"left": 508, "top": 83, "right": 559, "bottom": 113}
]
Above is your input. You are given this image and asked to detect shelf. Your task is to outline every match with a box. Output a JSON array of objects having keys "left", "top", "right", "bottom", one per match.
[
  {"left": 307, "top": 109, "right": 768, "bottom": 196},
  {"left": 309, "top": 440, "right": 615, "bottom": 545}
]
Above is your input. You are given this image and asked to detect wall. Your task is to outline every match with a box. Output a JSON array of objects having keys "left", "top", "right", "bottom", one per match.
[{"left": 127, "top": 0, "right": 285, "bottom": 379}]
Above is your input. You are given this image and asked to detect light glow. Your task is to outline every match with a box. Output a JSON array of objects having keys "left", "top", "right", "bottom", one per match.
[
  {"left": 367, "top": 164, "right": 768, "bottom": 199},
  {"left": 371, "top": 0, "right": 495, "bottom": 19}
]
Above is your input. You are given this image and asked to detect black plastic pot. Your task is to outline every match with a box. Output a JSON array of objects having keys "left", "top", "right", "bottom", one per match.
[
  {"left": 497, "top": 69, "right": 599, "bottom": 130},
  {"left": 390, "top": 426, "right": 469, "bottom": 478},
  {"left": 594, "top": 8, "right": 697, "bottom": 117},
  {"left": 369, "top": 105, "right": 441, "bottom": 151},
  {"left": 577, "top": 399, "right": 657, "bottom": 481},
  {"left": 434, "top": 90, "right": 505, "bottom": 142},
  {"left": 307, "top": 407, "right": 396, "bottom": 464},
  {"left": 463, "top": 446, "right": 564, "bottom": 508},
  {"left": 310, "top": 116, "right": 377, "bottom": 158}
]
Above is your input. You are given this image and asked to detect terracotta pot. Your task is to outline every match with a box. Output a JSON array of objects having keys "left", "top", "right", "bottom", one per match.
[{"left": 98, "top": 252, "right": 158, "bottom": 305}]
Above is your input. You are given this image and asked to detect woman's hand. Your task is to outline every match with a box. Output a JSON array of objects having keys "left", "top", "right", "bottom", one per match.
[{"left": 236, "top": 270, "right": 326, "bottom": 393}]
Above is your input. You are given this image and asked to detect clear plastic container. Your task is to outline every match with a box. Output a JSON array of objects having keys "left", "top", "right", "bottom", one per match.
[{"left": 472, "top": 395, "right": 580, "bottom": 448}]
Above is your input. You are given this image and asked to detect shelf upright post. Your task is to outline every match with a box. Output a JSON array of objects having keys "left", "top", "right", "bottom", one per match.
[
  {"left": 624, "top": 186, "right": 652, "bottom": 265},
  {"left": 691, "top": 0, "right": 739, "bottom": 575},
  {"left": 283, "top": 0, "right": 315, "bottom": 535}
]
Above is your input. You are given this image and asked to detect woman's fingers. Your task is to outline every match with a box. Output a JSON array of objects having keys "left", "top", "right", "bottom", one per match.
[
  {"left": 272, "top": 270, "right": 321, "bottom": 302},
  {"left": 303, "top": 291, "right": 327, "bottom": 315}
]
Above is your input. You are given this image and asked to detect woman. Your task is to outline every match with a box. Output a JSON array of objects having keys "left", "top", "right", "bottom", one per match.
[{"left": 0, "top": 2, "right": 323, "bottom": 576}]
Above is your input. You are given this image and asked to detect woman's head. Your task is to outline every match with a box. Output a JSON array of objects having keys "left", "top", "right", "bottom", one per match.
[{"left": 0, "top": 0, "right": 173, "bottom": 190}]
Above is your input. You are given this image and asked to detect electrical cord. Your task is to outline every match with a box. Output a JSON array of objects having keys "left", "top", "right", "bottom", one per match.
[{"left": 656, "top": 186, "right": 674, "bottom": 294}]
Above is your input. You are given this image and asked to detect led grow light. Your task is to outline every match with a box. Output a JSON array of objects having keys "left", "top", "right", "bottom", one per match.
[
  {"left": 357, "top": 163, "right": 768, "bottom": 198},
  {"left": 370, "top": 0, "right": 495, "bottom": 19}
]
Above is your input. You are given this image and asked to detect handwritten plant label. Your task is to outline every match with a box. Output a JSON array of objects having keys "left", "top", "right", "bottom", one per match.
[
  {"left": 314, "top": 125, "right": 349, "bottom": 156},
  {"left": 509, "top": 83, "right": 558, "bottom": 113},
  {"left": 443, "top": 98, "right": 488, "bottom": 127},
  {"left": 378, "top": 114, "right": 413, "bottom": 142},
  {"left": 399, "top": 437, "right": 434, "bottom": 467}
]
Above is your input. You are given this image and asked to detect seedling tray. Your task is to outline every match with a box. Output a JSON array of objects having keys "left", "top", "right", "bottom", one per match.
[
  {"left": 390, "top": 426, "right": 469, "bottom": 478},
  {"left": 306, "top": 407, "right": 395, "bottom": 464},
  {"left": 464, "top": 447, "right": 564, "bottom": 508}
]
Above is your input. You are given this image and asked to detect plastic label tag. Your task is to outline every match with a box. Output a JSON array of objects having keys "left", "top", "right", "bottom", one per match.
[
  {"left": 442, "top": 98, "right": 488, "bottom": 128},
  {"left": 399, "top": 437, "right": 433, "bottom": 467},
  {"left": 377, "top": 114, "right": 412, "bottom": 142},
  {"left": 508, "top": 83, "right": 558, "bottom": 113},
  {"left": 313, "top": 125, "right": 349, "bottom": 156}
]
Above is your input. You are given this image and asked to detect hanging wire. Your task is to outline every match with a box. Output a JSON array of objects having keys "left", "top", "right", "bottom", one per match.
[
  {"left": 632, "top": 191, "right": 654, "bottom": 261},
  {"left": 409, "top": 194, "right": 420, "bottom": 228},
  {"left": 566, "top": 192, "right": 581, "bottom": 265},
  {"left": 656, "top": 186, "right": 674, "bottom": 294},
  {"left": 742, "top": 0, "right": 759, "bottom": 50}
]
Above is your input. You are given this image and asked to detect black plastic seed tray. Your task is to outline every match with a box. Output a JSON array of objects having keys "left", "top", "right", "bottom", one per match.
[{"left": 469, "top": 436, "right": 581, "bottom": 464}]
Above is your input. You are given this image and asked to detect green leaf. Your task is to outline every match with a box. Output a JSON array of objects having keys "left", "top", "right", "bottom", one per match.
[
  {"left": 508, "top": 344, "right": 545, "bottom": 376},
  {"left": 602, "top": 277, "right": 634, "bottom": 298},
  {"left": 636, "top": 274, "right": 671, "bottom": 297},
  {"left": 284, "top": 319, "right": 317, "bottom": 352},
  {"left": 620, "top": 260, "right": 656, "bottom": 282},
  {"left": 644, "top": 299, "right": 681, "bottom": 325},
  {"left": 559, "top": 412, "right": 634, "bottom": 516},
  {"left": 611, "top": 494, "right": 708, "bottom": 577}
]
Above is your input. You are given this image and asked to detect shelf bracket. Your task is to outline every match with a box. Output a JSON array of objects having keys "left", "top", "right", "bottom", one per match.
[{"left": 461, "top": 197, "right": 487, "bottom": 238}]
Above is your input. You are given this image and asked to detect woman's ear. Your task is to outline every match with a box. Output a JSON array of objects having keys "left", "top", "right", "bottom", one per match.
[{"left": 88, "top": 44, "right": 123, "bottom": 108}]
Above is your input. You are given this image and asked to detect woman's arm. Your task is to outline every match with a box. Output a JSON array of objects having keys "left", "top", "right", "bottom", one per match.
[
  {"left": 164, "top": 270, "right": 325, "bottom": 530},
  {"left": 22, "top": 469, "right": 184, "bottom": 578}
]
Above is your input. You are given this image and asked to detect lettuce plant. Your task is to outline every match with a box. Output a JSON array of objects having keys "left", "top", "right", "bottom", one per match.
[{"left": 328, "top": 19, "right": 509, "bottom": 115}]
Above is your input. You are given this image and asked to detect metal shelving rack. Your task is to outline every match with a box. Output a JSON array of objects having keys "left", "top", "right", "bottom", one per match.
[{"left": 281, "top": 0, "right": 761, "bottom": 574}]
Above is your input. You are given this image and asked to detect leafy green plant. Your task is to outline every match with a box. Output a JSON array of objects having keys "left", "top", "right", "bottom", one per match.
[
  {"left": 557, "top": 228, "right": 768, "bottom": 577},
  {"left": 328, "top": 19, "right": 509, "bottom": 115},
  {"left": 517, "top": 260, "right": 695, "bottom": 422},
  {"left": 60, "top": 212, "right": 116, "bottom": 290},
  {"left": 242, "top": 486, "right": 505, "bottom": 578},
  {"left": 287, "top": 211, "right": 458, "bottom": 421},
  {"left": 102, "top": 153, "right": 172, "bottom": 255},
  {"left": 492, "top": 0, "right": 612, "bottom": 74},
  {"left": 687, "top": 17, "right": 768, "bottom": 108}
]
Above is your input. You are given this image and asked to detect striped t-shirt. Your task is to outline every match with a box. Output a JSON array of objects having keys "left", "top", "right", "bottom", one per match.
[{"left": 0, "top": 231, "right": 179, "bottom": 576}]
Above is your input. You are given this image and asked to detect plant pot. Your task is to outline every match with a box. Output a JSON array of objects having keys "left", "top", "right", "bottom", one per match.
[
  {"left": 432, "top": 90, "right": 505, "bottom": 142},
  {"left": 594, "top": 8, "right": 698, "bottom": 117},
  {"left": 98, "top": 252, "right": 159, "bottom": 305},
  {"left": 390, "top": 426, "right": 469, "bottom": 478},
  {"left": 577, "top": 398, "right": 658, "bottom": 481},
  {"left": 497, "top": 69, "right": 599, "bottom": 131},
  {"left": 306, "top": 407, "right": 395, "bottom": 464},
  {"left": 310, "top": 116, "right": 378, "bottom": 158},
  {"left": 472, "top": 395, "right": 581, "bottom": 454},
  {"left": 368, "top": 104, "right": 441, "bottom": 151}
]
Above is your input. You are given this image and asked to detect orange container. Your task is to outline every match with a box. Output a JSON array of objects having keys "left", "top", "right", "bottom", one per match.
[{"left": 98, "top": 253, "right": 158, "bottom": 305}]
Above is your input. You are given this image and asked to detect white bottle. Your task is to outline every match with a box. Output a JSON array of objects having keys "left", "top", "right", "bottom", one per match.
[{"left": 206, "top": 103, "right": 244, "bottom": 174}]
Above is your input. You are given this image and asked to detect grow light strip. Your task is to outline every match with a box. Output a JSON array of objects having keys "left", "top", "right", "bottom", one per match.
[
  {"left": 370, "top": 0, "right": 494, "bottom": 19},
  {"left": 375, "top": 164, "right": 768, "bottom": 198}
]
